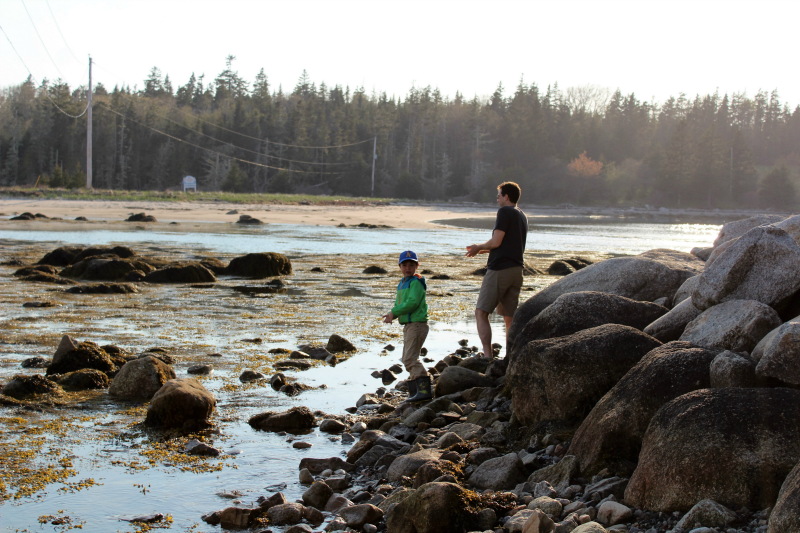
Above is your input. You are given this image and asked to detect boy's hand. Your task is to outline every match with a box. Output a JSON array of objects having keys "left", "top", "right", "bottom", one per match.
[{"left": 382, "top": 312, "right": 394, "bottom": 324}]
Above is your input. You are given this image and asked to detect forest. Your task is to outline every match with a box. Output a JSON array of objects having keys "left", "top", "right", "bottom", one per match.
[{"left": 1, "top": 57, "right": 800, "bottom": 208}]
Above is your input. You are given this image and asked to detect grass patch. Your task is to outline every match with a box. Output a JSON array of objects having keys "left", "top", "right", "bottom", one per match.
[{"left": 0, "top": 187, "right": 394, "bottom": 206}]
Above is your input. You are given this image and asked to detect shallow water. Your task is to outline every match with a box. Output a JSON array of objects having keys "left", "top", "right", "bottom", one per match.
[{"left": 0, "top": 221, "right": 720, "bottom": 532}]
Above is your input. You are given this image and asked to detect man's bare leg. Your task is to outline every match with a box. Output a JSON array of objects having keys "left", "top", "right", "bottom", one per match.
[{"left": 476, "top": 308, "right": 493, "bottom": 359}]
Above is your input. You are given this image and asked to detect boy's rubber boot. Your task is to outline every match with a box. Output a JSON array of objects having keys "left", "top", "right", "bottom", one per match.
[
  {"left": 406, "top": 379, "right": 418, "bottom": 399},
  {"left": 407, "top": 376, "right": 433, "bottom": 403}
]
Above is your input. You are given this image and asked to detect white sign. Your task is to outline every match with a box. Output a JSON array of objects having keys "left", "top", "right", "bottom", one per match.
[{"left": 183, "top": 176, "right": 197, "bottom": 192}]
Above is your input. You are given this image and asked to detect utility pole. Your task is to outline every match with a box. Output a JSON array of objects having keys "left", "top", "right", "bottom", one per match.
[
  {"left": 86, "top": 56, "right": 93, "bottom": 189},
  {"left": 370, "top": 136, "right": 377, "bottom": 196}
]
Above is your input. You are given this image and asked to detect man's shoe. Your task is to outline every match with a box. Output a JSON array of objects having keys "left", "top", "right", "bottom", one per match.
[{"left": 407, "top": 376, "right": 433, "bottom": 403}]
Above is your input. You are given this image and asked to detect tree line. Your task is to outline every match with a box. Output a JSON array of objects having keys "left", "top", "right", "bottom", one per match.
[{"left": 1, "top": 57, "right": 799, "bottom": 208}]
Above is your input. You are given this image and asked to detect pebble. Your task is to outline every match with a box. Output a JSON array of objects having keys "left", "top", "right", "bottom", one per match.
[{"left": 384, "top": 344, "right": 395, "bottom": 351}]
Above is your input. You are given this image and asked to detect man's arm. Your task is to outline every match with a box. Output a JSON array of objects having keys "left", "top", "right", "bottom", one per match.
[{"left": 466, "top": 230, "right": 505, "bottom": 257}]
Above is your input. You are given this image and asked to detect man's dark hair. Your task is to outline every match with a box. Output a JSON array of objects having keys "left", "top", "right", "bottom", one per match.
[{"left": 498, "top": 181, "right": 521, "bottom": 203}]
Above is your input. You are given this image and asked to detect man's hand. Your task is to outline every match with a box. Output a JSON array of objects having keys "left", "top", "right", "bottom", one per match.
[
  {"left": 465, "top": 244, "right": 482, "bottom": 257},
  {"left": 382, "top": 312, "right": 394, "bottom": 324},
  {"left": 466, "top": 230, "right": 506, "bottom": 258}
]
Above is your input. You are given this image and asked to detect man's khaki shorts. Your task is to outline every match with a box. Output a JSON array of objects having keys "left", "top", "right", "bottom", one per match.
[{"left": 476, "top": 266, "right": 524, "bottom": 317}]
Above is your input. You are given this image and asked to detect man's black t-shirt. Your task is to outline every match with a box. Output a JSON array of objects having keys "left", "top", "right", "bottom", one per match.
[{"left": 487, "top": 206, "right": 528, "bottom": 271}]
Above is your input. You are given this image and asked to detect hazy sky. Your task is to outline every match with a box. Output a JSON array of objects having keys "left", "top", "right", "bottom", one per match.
[{"left": 2, "top": 0, "right": 798, "bottom": 108}]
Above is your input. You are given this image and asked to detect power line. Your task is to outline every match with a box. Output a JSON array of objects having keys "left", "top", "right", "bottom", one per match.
[
  {"left": 44, "top": 0, "right": 81, "bottom": 65},
  {"left": 170, "top": 105, "right": 374, "bottom": 149},
  {"left": 97, "top": 103, "right": 349, "bottom": 175},
  {"left": 139, "top": 104, "right": 355, "bottom": 166},
  {"left": 0, "top": 23, "right": 88, "bottom": 119},
  {"left": 20, "top": 0, "right": 69, "bottom": 82}
]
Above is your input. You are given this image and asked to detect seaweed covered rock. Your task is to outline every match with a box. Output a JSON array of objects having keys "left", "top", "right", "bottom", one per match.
[
  {"left": 46, "top": 341, "right": 118, "bottom": 377},
  {"left": 568, "top": 341, "right": 720, "bottom": 475},
  {"left": 625, "top": 388, "right": 800, "bottom": 511},
  {"left": 509, "top": 249, "right": 702, "bottom": 357},
  {"left": 66, "top": 283, "right": 140, "bottom": 294},
  {"left": 126, "top": 213, "right": 157, "bottom": 222},
  {"left": 248, "top": 406, "right": 316, "bottom": 431},
  {"left": 109, "top": 356, "right": 176, "bottom": 400},
  {"left": 144, "top": 263, "right": 216, "bottom": 283},
  {"left": 53, "top": 369, "right": 109, "bottom": 391},
  {"left": 386, "top": 482, "right": 476, "bottom": 533},
  {"left": 60, "top": 257, "right": 154, "bottom": 281},
  {"left": 326, "top": 334, "right": 356, "bottom": 353},
  {"left": 144, "top": 378, "right": 216, "bottom": 429},
  {"left": 507, "top": 324, "right": 661, "bottom": 428},
  {"left": 225, "top": 252, "right": 292, "bottom": 279},
  {"left": 1, "top": 374, "right": 64, "bottom": 399},
  {"left": 514, "top": 291, "right": 668, "bottom": 346},
  {"left": 37, "top": 246, "right": 84, "bottom": 266}
]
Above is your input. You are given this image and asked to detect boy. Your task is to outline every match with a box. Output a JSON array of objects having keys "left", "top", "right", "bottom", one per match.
[{"left": 382, "top": 250, "right": 431, "bottom": 403}]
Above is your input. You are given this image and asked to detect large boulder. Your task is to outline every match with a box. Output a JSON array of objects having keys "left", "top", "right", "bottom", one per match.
[
  {"left": 679, "top": 299, "right": 782, "bottom": 352},
  {"left": 752, "top": 320, "right": 800, "bottom": 386},
  {"left": 712, "top": 214, "right": 785, "bottom": 247},
  {"left": 225, "top": 252, "right": 293, "bottom": 278},
  {"left": 248, "top": 406, "right": 316, "bottom": 431},
  {"left": 568, "top": 341, "right": 720, "bottom": 475},
  {"left": 46, "top": 341, "right": 118, "bottom": 377},
  {"left": 468, "top": 452, "right": 527, "bottom": 490},
  {"left": 507, "top": 324, "right": 661, "bottom": 428},
  {"left": 710, "top": 350, "right": 758, "bottom": 388},
  {"left": 433, "top": 366, "right": 494, "bottom": 397},
  {"left": 672, "top": 275, "right": 700, "bottom": 306},
  {"left": 770, "top": 459, "right": 800, "bottom": 533},
  {"left": 643, "top": 298, "right": 701, "bottom": 342},
  {"left": 508, "top": 249, "right": 703, "bottom": 353},
  {"left": 692, "top": 225, "right": 800, "bottom": 311},
  {"left": 386, "top": 482, "right": 476, "bottom": 533},
  {"left": 387, "top": 449, "right": 444, "bottom": 482},
  {"left": 109, "top": 356, "right": 176, "bottom": 400},
  {"left": 1, "top": 374, "right": 64, "bottom": 399},
  {"left": 144, "top": 263, "right": 216, "bottom": 283},
  {"left": 625, "top": 388, "right": 800, "bottom": 511},
  {"left": 513, "top": 291, "right": 668, "bottom": 347},
  {"left": 144, "top": 378, "right": 216, "bottom": 429}
]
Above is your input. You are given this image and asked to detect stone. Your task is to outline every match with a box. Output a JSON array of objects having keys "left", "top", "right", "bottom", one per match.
[
  {"left": 248, "top": 406, "right": 316, "bottom": 430},
  {"left": 266, "top": 502, "right": 305, "bottom": 526},
  {"left": 475, "top": 507, "right": 497, "bottom": 530},
  {"left": 286, "top": 525, "right": 313, "bottom": 533},
  {"left": 126, "top": 212, "right": 156, "bottom": 222},
  {"left": 568, "top": 342, "right": 720, "bottom": 475},
  {"left": 405, "top": 407, "right": 435, "bottom": 427},
  {"left": 508, "top": 325, "right": 662, "bottom": 427},
  {"left": 705, "top": 237, "right": 735, "bottom": 267},
  {"left": 466, "top": 411, "right": 502, "bottom": 427},
  {"left": 585, "top": 477, "right": 629, "bottom": 501},
  {"left": 258, "top": 493, "right": 287, "bottom": 510},
  {"left": 448, "top": 423, "right": 485, "bottom": 441},
  {"left": 225, "top": 252, "right": 293, "bottom": 278},
  {"left": 37, "top": 246, "right": 84, "bottom": 266},
  {"left": 292, "top": 441, "right": 312, "bottom": 449},
  {"left": 467, "top": 447, "right": 499, "bottom": 465},
  {"left": 299, "top": 468, "right": 314, "bottom": 484},
  {"left": 387, "top": 449, "right": 444, "bottom": 482},
  {"left": 596, "top": 501, "right": 632, "bottom": 526},
  {"left": 673, "top": 275, "right": 701, "bottom": 305},
  {"left": 532, "top": 481, "right": 557, "bottom": 499},
  {"left": 66, "top": 282, "right": 140, "bottom": 294},
  {"left": 144, "top": 263, "right": 216, "bottom": 283},
  {"left": 625, "top": 388, "right": 800, "bottom": 511},
  {"left": 643, "top": 298, "right": 702, "bottom": 342},
  {"left": 239, "top": 370, "right": 267, "bottom": 382},
  {"left": 515, "top": 291, "right": 668, "bottom": 345},
  {"left": 326, "top": 475, "right": 348, "bottom": 491},
  {"left": 679, "top": 299, "right": 782, "bottom": 352},
  {"left": 528, "top": 496, "right": 563, "bottom": 517},
  {"left": 507, "top": 510, "right": 536, "bottom": 532},
  {"left": 326, "top": 334, "right": 356, "bottom": 353},
  {"left": 673, "top": 499, "right": 736, "bottom": 530},
  {"left": 433, "top": 366, "right": 494, "bottom": 396},
  {"left": 298, "top": 457, "right": 356, "bottom": 474},
  {"left": 571, "top": 523, "right": 608, "bottom": 533},
  {"left": 144, "top": 378, "right": 216, "bottom": 429},
  {"left": 528, "top": 456, "right": 580, "bottom": 492},
  {"left": 709, "top": 350, "right": 757, "bottom": 388},
  {"left": 339, "top": 504, "right": 384, "bottom": 528},
  {"left": 21, "top": 356, "right": 49, "bottom": 368},
  {"left": 319, "top": 418, "right": 347, "bottom": 433},
  {"left": 1, "top": 374, "right": 63, "bottom": 399},
  {"left": 712, "top": 214, "right": 785, "bottom": 247},
  {"left": 355, "top": 445, "right": 394, "bottom": 468},
  {"left": 753, "top": 319, "right": 800, "bottom": 386},
  {"left": 509, "top": 249, "right": 703, "bottom": 356},
  {"left": 218, "top": 507, "right": 260, "bottom": 529},
  {"left": 363, "top": 265, "right": 387, "bottom": 274},
  {"left": 109, "top": 356, "right": 176, "bottom": 400},
  {"left": 469, "top": 452, "right": 527, "bottom": 490},
  {"left": 47, "top": 341, "right": 118, "bottom": 377},
  {"left": 769, "top": 459, "right": 800, "bottom": 533},
  {"left": 187, "top": 364, "right": 213, "bottom": 375},
  {"left": 521, "top": 508, "right": 556, "bottom": 533},
  {"left": 302, "top": 481, "right": 333, "bottom": 510},
  {"left": 325, "top": 494, "right": 353, "bottom": 513},
  {"left": 60, "top": 257, "right": 154, "bottom": 281},
  {"left": 436, "top": 432, "right": 463, "bottom": 449},
  {"left": 53, "top": 369, "right": 109, "bottom": 391},
  {"left": 693, "top": 225, "right": 800, "bottom": 311},
  {"left": 385, "top": 482, "right": 475, "bottom": 533},
  {"left": 413, "top": 461, "right": 448, "bottom": 488}
]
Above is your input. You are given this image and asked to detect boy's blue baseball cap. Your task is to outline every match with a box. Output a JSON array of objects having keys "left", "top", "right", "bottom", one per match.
[{"left": 399, "top": 250, "right": 419, "bottom": 264}]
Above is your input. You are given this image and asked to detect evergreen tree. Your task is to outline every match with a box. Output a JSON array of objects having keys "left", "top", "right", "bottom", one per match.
[{"left": 759, "top": 165, "right": 795, "bottom": 209}]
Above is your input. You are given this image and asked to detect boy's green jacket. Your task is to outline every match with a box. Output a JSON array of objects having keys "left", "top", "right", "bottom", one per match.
[{"left": 392, "top": 274, "right": 428, "bottom": 324}]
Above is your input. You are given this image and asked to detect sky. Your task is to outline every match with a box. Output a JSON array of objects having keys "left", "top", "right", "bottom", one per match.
[{"left": 2, "top": 0, "right": 799, "bottom": 109}]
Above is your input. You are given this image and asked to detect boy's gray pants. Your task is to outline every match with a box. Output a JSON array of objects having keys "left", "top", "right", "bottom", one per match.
[{"left": 402, "top": 321, "right": 429, "bottom": 380}]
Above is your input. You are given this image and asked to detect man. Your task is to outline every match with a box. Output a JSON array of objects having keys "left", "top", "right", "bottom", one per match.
[{"left": 465, "top": 181, "right": 528, "bottom": 359}]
